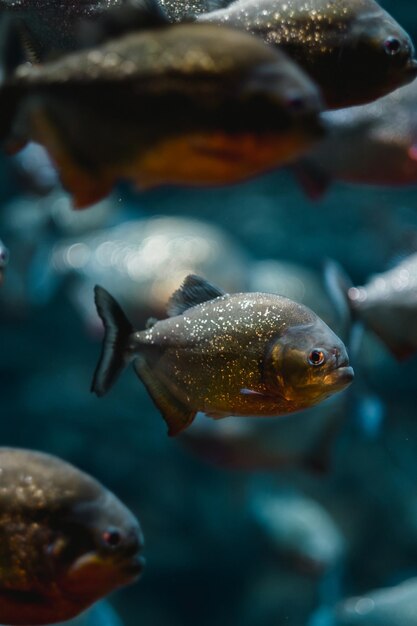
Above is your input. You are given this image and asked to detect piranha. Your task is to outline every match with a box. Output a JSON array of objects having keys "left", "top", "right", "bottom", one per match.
[
  {"left": 0, "top": 1, "right": 324, "bottom": 209},
  {"left": 293, "top": 81, "right": 417, "bottom": 200},
  {"left": 325, "top": 257, "right": 417, "bottom": 361},
  {"left": 0, "top": 447, "right": 144, "bottom": 625},
  {"left": 197, "top": 0, "right": 417, "bottom": 108},
  {"left": 0, "top": 240, "right": 9, "bottom": 285},
  {"left": 91, "top": 274, "right": 354, "bottom": 436}
]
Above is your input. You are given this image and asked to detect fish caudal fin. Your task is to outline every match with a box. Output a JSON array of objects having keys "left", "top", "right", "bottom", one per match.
[
  {"left": 134, "top": 357, "right": 196, "bottom": 436},
  {"left": 91, "top": 286, "right": 135, "bottom": 397}
]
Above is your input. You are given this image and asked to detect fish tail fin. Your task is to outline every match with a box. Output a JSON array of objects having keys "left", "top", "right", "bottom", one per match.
[{"left": 91, "top": 285, "right": 136, "bottom": 397}]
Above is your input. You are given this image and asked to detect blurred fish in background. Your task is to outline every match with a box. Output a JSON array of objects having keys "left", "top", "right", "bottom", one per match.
[
  {"left": 0, "top": 448, "right": 144, "bottom": 625},
  {"left": 325, "top": 256, "right": 417, "bottom": 360},
  {"left": 0, "top": 1, "right": 325, "bottom": 208},
  {"left": 0, "top": 1, "right": 416, "bottom": 626},
  {"left": 250, "top": 488, "right": 346, "bottom": 576},
  {"left": 197, "top": 0, "right": 417, "bottom": 108},
  {"left": 294, "top": 81, "right": 417, "bottom": 200},
  {"left": 48, "top": 216, "right": 249, "bottom": 330}
]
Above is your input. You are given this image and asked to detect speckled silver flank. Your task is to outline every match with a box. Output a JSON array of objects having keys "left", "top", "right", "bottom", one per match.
[{"left": 129, "top": 291, "right": 352, "bottom": 432}]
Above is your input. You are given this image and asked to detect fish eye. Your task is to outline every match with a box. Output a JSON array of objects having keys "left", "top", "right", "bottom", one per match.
[
  {"left": 308, "top": 349, "right": 326, "bottom": 366},
  {"left": 286, "top": 95, "right": 306, "bottom": 114},
  {"left": 384, "top": 37, "right": 402, "bottom": 56},
  {"left": 102, "top": 528, "right": 122, "bottom": 548}
]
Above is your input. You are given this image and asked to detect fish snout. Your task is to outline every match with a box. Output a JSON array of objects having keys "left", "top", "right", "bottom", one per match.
[{"left": 404, "top": 58, "right": 417, "bottom": 81}]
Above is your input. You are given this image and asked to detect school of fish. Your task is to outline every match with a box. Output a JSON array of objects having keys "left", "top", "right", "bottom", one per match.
[{"left": 0, "top": 0, "right": 416, "bottom": 625}]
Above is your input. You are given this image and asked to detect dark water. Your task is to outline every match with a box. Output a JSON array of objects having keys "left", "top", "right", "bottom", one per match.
[{"left": 2, "top": 2, "right": 417, "bottom": 625}]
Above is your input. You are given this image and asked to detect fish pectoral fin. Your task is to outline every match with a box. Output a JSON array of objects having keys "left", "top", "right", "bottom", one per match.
[
  {"left": 30, "top": 109, "right": 113, "bottom": 209},
  {"left": 240, "top": 388, "right": 266, "bottom": 397},
  {"left": 134, "top": 357, "right": 196, "bottom": 436},
  {"left": 167, "top": 274, "right": 226, "bottom": 317},
  {"left": 145, "top": 316, "right": 159, "bottom": 329}
]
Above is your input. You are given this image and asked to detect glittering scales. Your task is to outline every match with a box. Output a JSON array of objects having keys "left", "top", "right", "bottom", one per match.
[
  {"left": 197, "top": 0, "right": 417, "bottom": 108},
  {"left": 91, "top": 275, "right": 354, "bottom": 435}
]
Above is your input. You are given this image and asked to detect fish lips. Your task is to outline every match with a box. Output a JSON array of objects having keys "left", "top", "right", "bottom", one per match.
[
  {"left": 324, "top": 365, "right": 354, "bottom": 390},
  {"left": 68, "top": 551, "right": 145, "bottom": 584},
  {"left": 405, "top": 58, "right": 417, "bottom": 81}
]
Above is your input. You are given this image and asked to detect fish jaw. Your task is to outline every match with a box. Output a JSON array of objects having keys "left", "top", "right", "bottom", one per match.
[
  {"left": 64, "top": 550, "right": 145, "bottom": 597},
  {"left": 323, "top": 365, "right": 354, "bottom": 392}
]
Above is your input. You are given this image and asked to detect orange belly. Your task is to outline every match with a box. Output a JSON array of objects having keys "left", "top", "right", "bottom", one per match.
[{"left": 29, "top": 109, "right": 312, "bottom": 208}]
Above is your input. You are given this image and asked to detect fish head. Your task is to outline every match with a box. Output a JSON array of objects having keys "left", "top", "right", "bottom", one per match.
[
  {"left": 237, "top": 46, "right": 325, "bottom": 141},
  {"left": 266, "top": 318, "right": 354, "bottom": 404},
  {"left": 335, "top": 5, "right": 417, "bottom": 104},
  {"left": 48, "top": 490, "right": 144, "bottom": 604}
]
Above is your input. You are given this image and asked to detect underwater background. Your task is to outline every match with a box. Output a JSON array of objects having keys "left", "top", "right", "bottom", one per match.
[{"left": 2, "top": 1, "right": 417, "bottom": 625}]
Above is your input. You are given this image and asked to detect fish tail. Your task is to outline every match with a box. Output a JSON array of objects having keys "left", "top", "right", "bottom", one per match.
[{"left": 91, "top": 286, "right": 136, "bottom": 397}]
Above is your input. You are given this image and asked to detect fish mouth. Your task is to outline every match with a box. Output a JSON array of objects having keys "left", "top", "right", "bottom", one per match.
[
  {"left": 120, "top": 555, "right": 146, "bottom": 580},
  {"left": 404, "top": 58, "right": 417, "bottom": 80},
  {"left": 324, "top": 365, "right": 354, "bottom": 390},
  {"left": 68, "top": 551, "right": 145, "bottom": 582}
]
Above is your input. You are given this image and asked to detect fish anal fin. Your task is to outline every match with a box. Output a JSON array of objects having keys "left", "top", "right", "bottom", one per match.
[
  {"left": 30, "top": 109, "right": 113, "bottom": 209},
  {"left": 167, "top": 274, "right": 226, "bottom": 317},
  {"left": 134, "top": 357, "right": 196, "bottom": 436}
]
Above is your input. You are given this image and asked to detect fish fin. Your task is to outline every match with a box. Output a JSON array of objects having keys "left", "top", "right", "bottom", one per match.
[
  {"left": 323, "top": 259, "right": 354, "bottom": 339},
  {"left": 291, "top": 160, "right": 330, "bottom": 201},
  {"left": 14, "top": 20, "right": 42, "bottom": 65},
  {"left": 78, "top": 0, "right": 170, "bottom": 48},
  {"left": 240, "top": 388, "right": 265, "bottom": 397},
  {"left": 145, "top": 317, "right": 158, "bottom": 329},
  {"left": 0, "top": 16, "right": 28, "bottom": 80},
  {"left": 91, "top": 285, "right": 136, "bottom": 397},
  {"left": 167, "top": 274, "right": 226, "bottom": 317},
  {"left": 134, "top": 357, "right": 196, "bottom": 436},
  {"left": 205, "top": 411, "right": 227, "bottom": 419},
  {"left": 30, "top": 108, "right": 113, "bottom": 209}
]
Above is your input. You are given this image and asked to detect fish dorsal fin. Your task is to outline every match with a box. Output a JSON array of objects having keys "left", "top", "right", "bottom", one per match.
[
  {"left": 78, "top": 0, "right": 170, "bottom": 48},
  {"left": 0, "top": 17, "right": 35, "bottom": 80},
  {"left": 16, "top": 21, "right": 42, "bottom": 65},
  {"left": 167, "top": 274, "right": 226, "bottom": 317}
]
